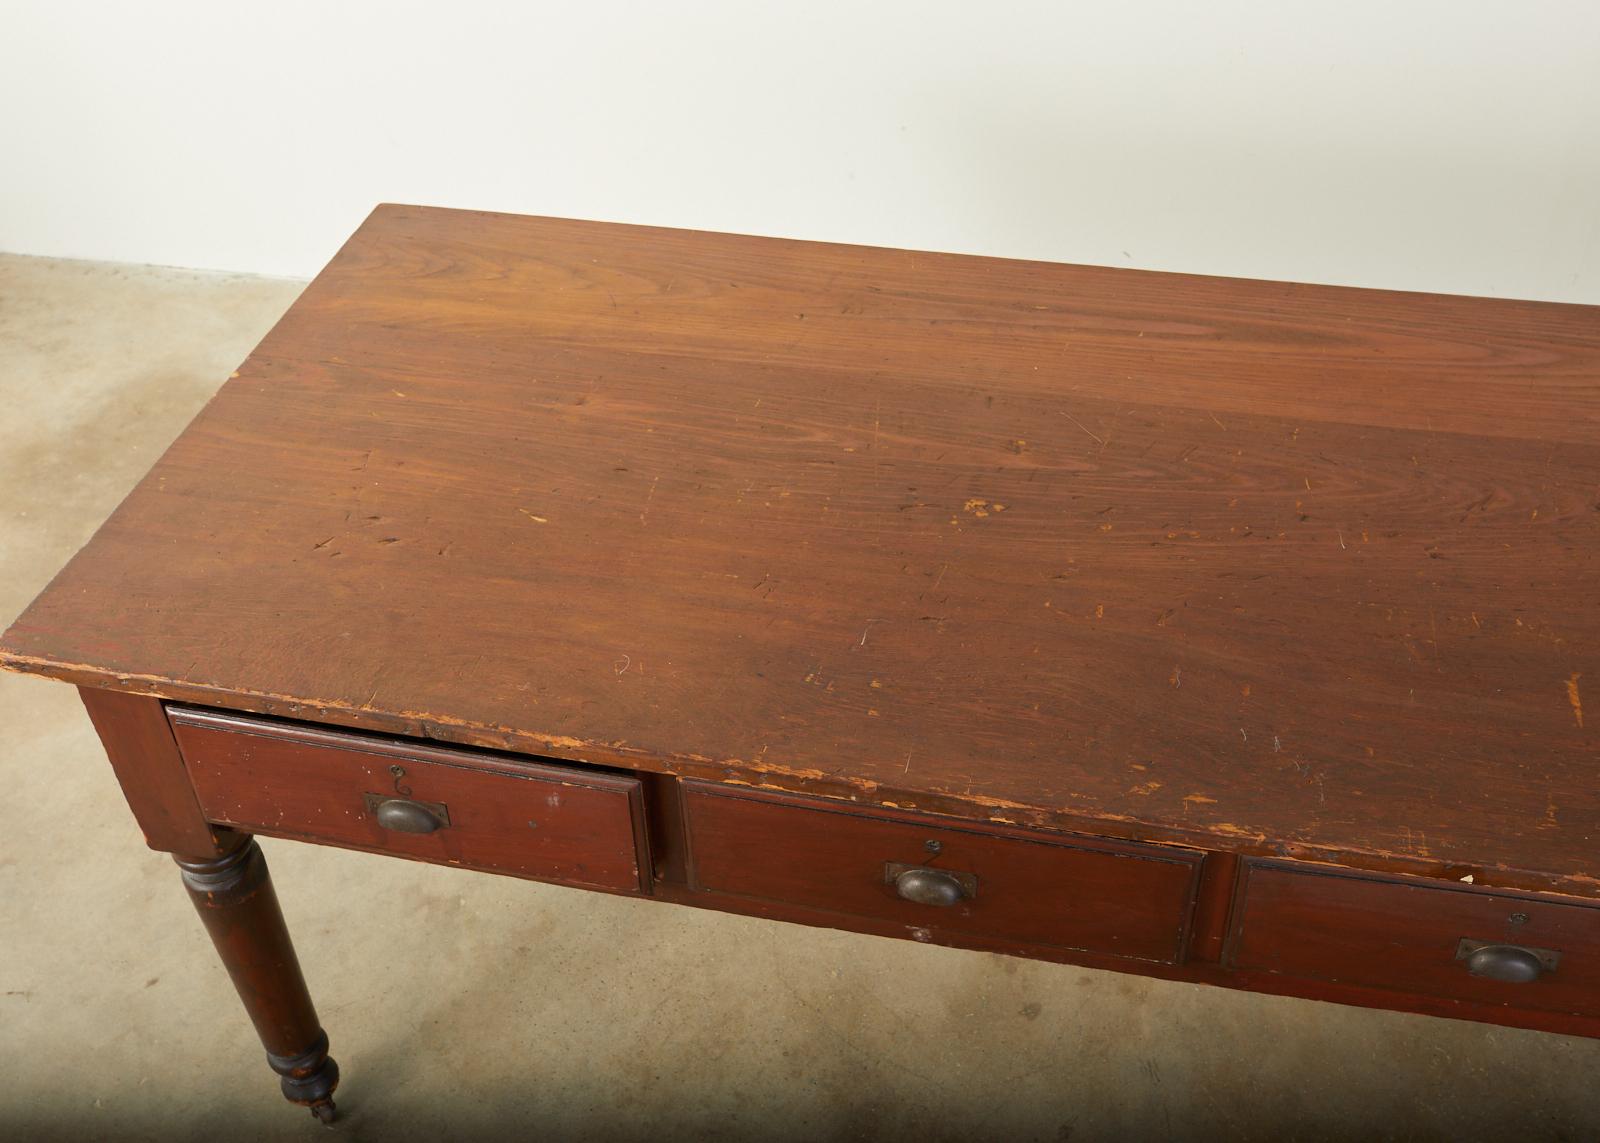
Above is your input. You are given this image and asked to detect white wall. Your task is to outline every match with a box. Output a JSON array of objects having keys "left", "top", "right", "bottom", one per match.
[{"left": 3, "top": 1, "right": 1598, "bottom": 301}]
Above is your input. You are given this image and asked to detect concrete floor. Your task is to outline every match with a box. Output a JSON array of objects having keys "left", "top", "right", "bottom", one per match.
[{"left": 2, "top": 253, "right": 1598, "bottom": 1142}]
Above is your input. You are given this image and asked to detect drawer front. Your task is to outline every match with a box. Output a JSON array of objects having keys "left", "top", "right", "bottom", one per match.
[
  {"left": 170, "top": 706, "right": 649, "bottom": 894},
  {"left": 1227, "top": 860, "right": 1600, "bottom": 1013},
  {"left": 683, "top": 782, "right": 1201, "bottom": 964}
]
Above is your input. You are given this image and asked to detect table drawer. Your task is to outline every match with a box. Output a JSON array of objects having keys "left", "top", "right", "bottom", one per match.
[
  {"left": 169, "top": 706, "right": 650, "bottom": 894},
  {"left": 1227, "top": 860, "right": 1600, "bottom": 1013},
  {"left": 683, "top": 782, "right": 1202, "bottom": 963}
]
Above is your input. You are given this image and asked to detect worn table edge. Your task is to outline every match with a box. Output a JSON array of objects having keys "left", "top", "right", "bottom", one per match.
[{"left": 7, "top": 651, "right": 1596, "bottom": 905}]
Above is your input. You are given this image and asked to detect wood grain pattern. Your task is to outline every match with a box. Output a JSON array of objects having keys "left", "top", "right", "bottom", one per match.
[{"left": 5, "top": 205, "right": 1598, "bottom": 897}]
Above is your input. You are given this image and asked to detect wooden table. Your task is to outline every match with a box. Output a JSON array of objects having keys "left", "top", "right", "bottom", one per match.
[{"left": 5, "top": 205, "right": 1598, "bottom": 1122}]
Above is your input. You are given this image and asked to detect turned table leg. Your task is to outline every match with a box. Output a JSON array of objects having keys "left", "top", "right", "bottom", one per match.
[{"left": 175, "top": 833, "right": 340, "bottom": 1123}]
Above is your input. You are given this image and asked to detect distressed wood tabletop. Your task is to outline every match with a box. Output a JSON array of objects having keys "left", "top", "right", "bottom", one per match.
[{"left": 5, "top": 205, "right": 1598, "bottom": 895}]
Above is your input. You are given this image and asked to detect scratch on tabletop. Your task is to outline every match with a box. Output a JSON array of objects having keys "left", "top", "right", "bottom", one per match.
[
  {"left": 639, "top": 476, "right": 660, "bottom": 525},
  {"left": 518, "top": 509, "right": 549, "bottom": 524},
  {"left": 1061, "top": 411, "right": 1105, "bottom": 446},
  {"left": 904, "top": 747, "right": 914, "bottom": 774},
  {"left": 858, "top": 619, "right": 885, "bottom": 647},
  {"left": 1568, "top": 674, "right": 1584, "bottom": 728},
  {"left": 1098, "top": 408, "right": 1122, "bottom": 455},
  {"left": 614, "top": 655, "right": 631, "bottom": 677}
]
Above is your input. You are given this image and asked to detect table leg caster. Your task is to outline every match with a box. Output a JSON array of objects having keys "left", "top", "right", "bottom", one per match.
[{"left": 270, "top": 1030, "right": 340, "bottom": 1124}]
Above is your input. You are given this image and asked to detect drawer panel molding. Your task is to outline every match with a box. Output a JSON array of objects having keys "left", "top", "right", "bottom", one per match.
[
  {"left": 169, "top": 705, "right": 650, "bottom": 894},
  {"left": 1227, "top": 859, "right": 1600, "bottom": 1012},
  {"left": 683, "top": 781, "right": 1202, "bottom": 964}
]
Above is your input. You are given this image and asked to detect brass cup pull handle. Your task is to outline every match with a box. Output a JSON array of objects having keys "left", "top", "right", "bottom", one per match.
[
  {"left": 1456, "top": 938, "right": 1560, "bottom": 983},
  {"left": 890, "top": 865, "right": 975, "bottom": 907},
  {"left": 365, "top": 793, "right": 451, "bottom": 834}
]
